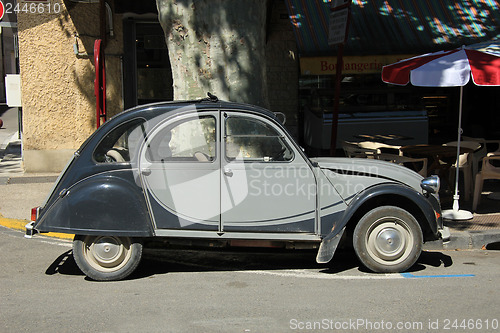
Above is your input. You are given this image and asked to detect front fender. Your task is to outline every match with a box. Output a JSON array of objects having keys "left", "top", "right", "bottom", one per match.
[
  {"left": 317, "top": 183, "right": 441, "bottom": 263},
  {"left": 35, "top": 171, "right": 153, "bottom": 237},
  {"left": 342, "top": 183, "right": 439, "bottom": 235}
]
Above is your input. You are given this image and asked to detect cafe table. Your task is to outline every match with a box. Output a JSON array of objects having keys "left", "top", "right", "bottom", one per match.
[{"left": 354, "top": 134, "right": 413, "bottom": 144}]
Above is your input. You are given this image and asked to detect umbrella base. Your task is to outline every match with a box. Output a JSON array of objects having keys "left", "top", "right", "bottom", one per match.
[{"left": 442, "top": 209, "right": 473, "bottom": 221}]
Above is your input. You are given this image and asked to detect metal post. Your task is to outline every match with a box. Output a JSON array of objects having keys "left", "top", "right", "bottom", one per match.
[
  {"left": 442, "top": 85, "right": 473, "bottom": 221},
  {"left": 100, "top": 0, "right": 107, "bottom": 48},
  {"left": 329, "top": 43, "right": 344, "bottom": 156},
  {"left": 328, "top": 3, "right": 351, "bottom": 156}
]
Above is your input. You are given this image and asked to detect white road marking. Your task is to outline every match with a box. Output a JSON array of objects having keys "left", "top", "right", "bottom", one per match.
[
  {"left": 242, "top": 269, "right": 404, "bottom": 280},
  {"left": 39, "top": 239, "right": 72, "bottom": 248},
  {"left": 1, "top": 227, "right": 72, "bottom": 247}
]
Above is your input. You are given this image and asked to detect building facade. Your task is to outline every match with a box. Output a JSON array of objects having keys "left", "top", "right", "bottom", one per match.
[
  {"left": 16, "top": 0, "right": 299, "bottom": 172},
  {"left": 14, "top": 0, "right": 500, "bottom": 172}
]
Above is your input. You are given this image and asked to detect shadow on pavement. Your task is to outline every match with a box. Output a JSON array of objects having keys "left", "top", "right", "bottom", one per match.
[
  {"left": 45, "top": 250, "right": 83, "bottom": 277},
  {"left": 0, "top": 105, "right": 10, "bottom": 116},
  {"left": 0, "top": 140, "right": 21, "bottom": 172},
  {"left": 45, "top": 247, "right": 454, "bottom": 281},
  {"left": 486, "top": 242, "right": 500, "bottom": 250},
  {"left": 410, "top": 251, "right": 453, "bottom": 272}
]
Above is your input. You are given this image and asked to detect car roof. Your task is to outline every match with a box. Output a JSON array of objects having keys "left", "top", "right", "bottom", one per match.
[{"left": 116, "top": 97, "right": 277, "bottom": 123}]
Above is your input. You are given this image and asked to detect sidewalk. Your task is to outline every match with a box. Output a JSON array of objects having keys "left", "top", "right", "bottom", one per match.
[{"left": 0, "top": 133, "right": 499, "bottom": 250}]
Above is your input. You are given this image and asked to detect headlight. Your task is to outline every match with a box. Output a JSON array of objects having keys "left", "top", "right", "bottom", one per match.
[{"left": 420, "top": 175, "right": 440, "bottom": 194}]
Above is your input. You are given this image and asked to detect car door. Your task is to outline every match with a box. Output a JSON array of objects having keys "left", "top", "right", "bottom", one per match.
[
  {"left": 139, "top": 111, "right": 220, "bottom": 231},
  {"left": 221, "top": 111, "right": 317, "bottom": 233}
]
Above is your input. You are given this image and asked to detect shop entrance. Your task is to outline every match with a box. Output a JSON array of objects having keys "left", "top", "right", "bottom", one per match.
[{"left": 123, "top": 20, "right": 173, "bottom": 109}]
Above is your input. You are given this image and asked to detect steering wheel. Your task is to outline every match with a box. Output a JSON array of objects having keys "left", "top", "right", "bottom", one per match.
[{"left": 271, "top": 147, "right": 286, "bottom": 161}]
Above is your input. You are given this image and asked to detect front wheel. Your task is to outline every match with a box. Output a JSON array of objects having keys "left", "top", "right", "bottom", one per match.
[
  {"left": 353, "top": 206, "right": 423, "bottom": 273},
  {"left": 73, "top": 235, "right": 143, "bottom": 281}
]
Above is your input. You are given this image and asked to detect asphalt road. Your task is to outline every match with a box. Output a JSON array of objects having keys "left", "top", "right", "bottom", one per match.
[{"left": 1, "top": 226, "right": 499, "bottom": 333}]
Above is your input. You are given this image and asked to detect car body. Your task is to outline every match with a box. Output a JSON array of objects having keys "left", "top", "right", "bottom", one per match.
[{"left": 26, "top": 95, "right": 448, "bottom": 281}]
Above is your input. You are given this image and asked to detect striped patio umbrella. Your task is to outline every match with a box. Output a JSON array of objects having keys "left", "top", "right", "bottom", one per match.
[{"left": 382, "top": 40, "right": 500, "bottom": 220}]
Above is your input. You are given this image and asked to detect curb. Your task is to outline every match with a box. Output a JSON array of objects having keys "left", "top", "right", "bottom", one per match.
[
  {"left": 0, "top": 214, "right": 74, "bottom": 240},
  {"left": 423, "top": 230, "right": 500, "bottom": 251},
  {"left": 465, "top": 230, "right": 500, "bottom": 249}
]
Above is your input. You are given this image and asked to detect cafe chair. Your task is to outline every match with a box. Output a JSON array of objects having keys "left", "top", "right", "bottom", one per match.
[
  {"left": 461, "top": 137, "right": 497, "bottom": 177},
  {"left": 472, "top": 153, "right": 500, "bottom": 211},
  {"left": 376, "top": 153, "right": 428, "bottom": 177},
  {"left": 482, "top": 139, "right": 500, "bottom": 154},
  {"left": 341, "top": 141, "right": 378, "bottom": 158},
  {"left": 443, "top": 141, "right": 482, "bottom": 201}
]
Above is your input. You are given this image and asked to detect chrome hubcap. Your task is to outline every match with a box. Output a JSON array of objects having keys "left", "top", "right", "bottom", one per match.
[
  {"left": 375, "top": 227, "right": 403, "bottom": 255},
  {"left": 366, "top": 217, "right": 413, "bottom": 265},
  {"left": 83, "top": 236, "right": 132, "bottom": 272},
  {"left": 93, "top": 238, "right": 122, "bottom": 264}
]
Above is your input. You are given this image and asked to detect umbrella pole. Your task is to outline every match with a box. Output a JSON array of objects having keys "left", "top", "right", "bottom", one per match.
[{"left": 442, "top": 85, "right": 473, "bottom": 221}]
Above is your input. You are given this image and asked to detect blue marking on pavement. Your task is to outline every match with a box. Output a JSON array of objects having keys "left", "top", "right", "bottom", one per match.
[{"left": 401, "top": 273, "right": 475, "bottom": 279}]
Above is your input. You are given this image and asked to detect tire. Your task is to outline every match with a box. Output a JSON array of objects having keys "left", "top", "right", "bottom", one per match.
[
  {"left": 73, "top": 235, "right": 143, "bottom": 281},
  {"left": 353, "top": 206, "right": 422, "bottom": 273}
]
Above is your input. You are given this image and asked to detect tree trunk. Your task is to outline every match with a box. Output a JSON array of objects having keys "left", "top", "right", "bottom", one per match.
[{"left": 157, "top": 0, "right": 269, "bottom": 108}]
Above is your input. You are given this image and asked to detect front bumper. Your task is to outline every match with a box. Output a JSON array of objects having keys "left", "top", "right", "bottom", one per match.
[{"left": 439, "top": 226, "right": 451, "bottom": 242}]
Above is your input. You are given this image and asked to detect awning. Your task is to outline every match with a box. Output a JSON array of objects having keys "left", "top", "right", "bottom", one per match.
[{"left": 285, "top": 0, "right": 500, "bottom": 56}]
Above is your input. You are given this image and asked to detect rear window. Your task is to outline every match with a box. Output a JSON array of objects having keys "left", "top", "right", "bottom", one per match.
[{"left": 93, "top": 119, "right": 146, "bottom": 163}]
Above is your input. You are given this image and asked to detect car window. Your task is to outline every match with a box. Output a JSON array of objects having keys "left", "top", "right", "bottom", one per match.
[
  {"left": 146, "top": 115, "right": 216, "bottom": 162},
  {"left": 225, "top": 116, "right": 293, "bottom": 162},
  {"left": 94, "top": 119, "right": 146, "bottom": 163}
]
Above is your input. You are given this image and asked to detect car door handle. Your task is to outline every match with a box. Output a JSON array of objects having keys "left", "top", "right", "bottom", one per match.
[
  {"left": 141, "top": 168, "right": 152, "bottom": 176},
  {"left": 223, "top": 168, "right": 233, "bottom": 177}
]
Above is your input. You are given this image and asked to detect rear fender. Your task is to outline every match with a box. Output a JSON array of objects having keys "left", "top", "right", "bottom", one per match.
[{"left": 35, "top": 172, "right": 153, "bottom": 237}]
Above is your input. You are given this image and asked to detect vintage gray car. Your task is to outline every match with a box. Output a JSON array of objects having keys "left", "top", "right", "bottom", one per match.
[{"left": 26, "top": 95, "right": 448, "bottom": 281}]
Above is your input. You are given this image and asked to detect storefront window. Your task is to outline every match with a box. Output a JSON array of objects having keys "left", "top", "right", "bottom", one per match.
[
  {"left": 299, "top": 74, "right": 426, "bottom": 114},
  {"left": 299, "top": 72, "right": 460, "bottom": 148}
]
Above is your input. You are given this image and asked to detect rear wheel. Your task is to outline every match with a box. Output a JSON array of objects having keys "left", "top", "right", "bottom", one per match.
[
  {"left": 73, "top": 235, "right": 143, "bottom": 281},
  {"left": 353, "top": 206, "right": 422, "bottom": 273}
]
